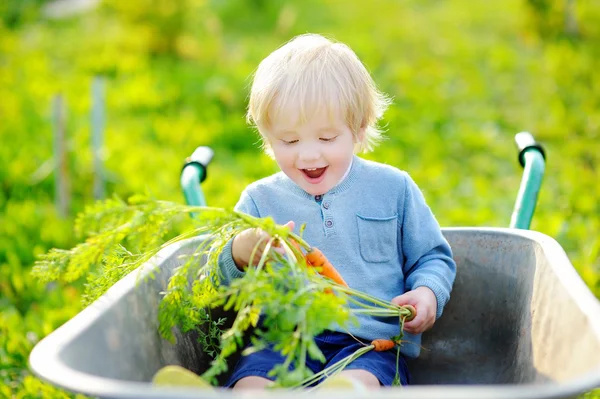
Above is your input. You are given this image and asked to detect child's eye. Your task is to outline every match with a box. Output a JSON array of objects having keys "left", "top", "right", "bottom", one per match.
[
  {"left": 282, "top": 139, "right": 299, "bottom": 145},
  {"left": 320, "top": 136, "right": 338, "bottom": 142}
]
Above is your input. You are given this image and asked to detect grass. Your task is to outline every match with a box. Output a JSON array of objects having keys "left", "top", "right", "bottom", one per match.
[{"left": 0, "top": 0, "right": 598, "bottom": 397}]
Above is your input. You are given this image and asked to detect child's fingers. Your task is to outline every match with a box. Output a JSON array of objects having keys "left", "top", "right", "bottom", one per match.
[
  {"left": 403, "top": 307, "right": 436, "bottom": 334},
  {"left": 250, "top": 241, "right": 268, "bottom": 265},
  {"left": 272, "top": 221, "right": 295, "bottom": 254},
  {"left": 404, "top": 321, "right": 428, "bottom": 335},
  {"left": 391, "top": 293, "right": 415, "bottom": 307},
  {"left": 403, "top": 310, "right": 424, "bottom": 331},
  {"left": 250, "top": 231, "right": 278, "bottom": 265},
  {"left": 273, "top": 221, "right": 295, "bottom": 247},
  {"left": 392, "top": 295, "right": 423, "bottom": 333}
]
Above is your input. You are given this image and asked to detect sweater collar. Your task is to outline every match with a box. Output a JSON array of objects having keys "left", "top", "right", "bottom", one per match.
[{"left": 282, "top": 155, "right": 363, "bottom": 199}]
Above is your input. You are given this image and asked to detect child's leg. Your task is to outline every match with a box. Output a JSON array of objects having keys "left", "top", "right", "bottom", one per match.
[
  {"left": 224, "top": 347, "right": 283, "bottom": 389},
  {"left": 226, "top": 331, "right": 337, "bottom": 389},
  {"left": 340, "top": 349, "right": 411, "bottom": 387},
  {"left": 225, "top": 342, "right": 323, "bottom": 389},
  {"left": 321, "top": 332, "right": 411, "bottom": 387},
  {"left": 233, "top": 376, "right": 272, "bottom": 390},
  {"left": 340, "top": 369, "right": 381, "bottom": 388}
]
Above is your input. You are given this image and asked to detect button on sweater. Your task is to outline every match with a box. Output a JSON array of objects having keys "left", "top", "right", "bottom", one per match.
[{"left": 218, "top": 155, "right": 456, "bottom": 358}]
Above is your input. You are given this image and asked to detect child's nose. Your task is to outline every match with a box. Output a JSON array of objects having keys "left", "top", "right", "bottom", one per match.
[{"left": 298, "top": 144, "right": 320, "bottom": 162}]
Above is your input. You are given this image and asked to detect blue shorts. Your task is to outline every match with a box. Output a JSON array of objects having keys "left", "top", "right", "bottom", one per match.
[{"left": 225, "top": 330, "right": 411, "bottom": 387}]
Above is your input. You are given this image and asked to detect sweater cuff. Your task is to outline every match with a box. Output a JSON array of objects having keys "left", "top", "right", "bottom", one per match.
[
  {"left": 218, "top": 238, "right": 246, "bottom": 285},
  {"left": 410, "top": 279, "right": 449, "bottom": 320}
]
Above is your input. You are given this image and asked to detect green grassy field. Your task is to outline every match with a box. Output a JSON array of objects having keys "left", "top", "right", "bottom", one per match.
[{"left": 1, "top": 0, "right": 599, "bottom": 397}]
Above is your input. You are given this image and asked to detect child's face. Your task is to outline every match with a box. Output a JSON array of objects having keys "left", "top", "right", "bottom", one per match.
[{"left": 265, "top": 108, "right": 359, "bottom": 196}]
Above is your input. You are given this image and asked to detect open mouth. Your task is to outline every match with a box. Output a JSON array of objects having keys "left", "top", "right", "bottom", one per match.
[{"left": 301, "top": 167, "right": 328, "bottom": 181}]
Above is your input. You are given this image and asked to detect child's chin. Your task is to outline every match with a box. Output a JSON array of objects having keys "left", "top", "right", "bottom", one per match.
[{"left": 293, "top": 175, "right": 333, "bottom": 195}]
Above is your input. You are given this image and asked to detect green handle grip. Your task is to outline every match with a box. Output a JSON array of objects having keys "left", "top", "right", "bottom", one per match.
[{"left": 510, "top": 132, "right": 546, "bottom": 230}]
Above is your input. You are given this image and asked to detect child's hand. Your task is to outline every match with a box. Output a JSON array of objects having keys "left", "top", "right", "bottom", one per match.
[
  {"left": 391, "top": 286, "right": 437, "bottom": 334},
  {"left": 231, "top": 221, "right": 295, "bottom": 270}
]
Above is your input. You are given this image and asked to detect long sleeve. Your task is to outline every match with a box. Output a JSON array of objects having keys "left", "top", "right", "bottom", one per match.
[
  {"left": 216, "top": 190, "right": 260, "bottom": 286},
  {"left": 400, "top": 174, "right": 456, "bottom": 319}
]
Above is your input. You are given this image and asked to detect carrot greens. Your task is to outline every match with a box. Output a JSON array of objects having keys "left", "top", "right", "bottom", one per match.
[{"left": 32, "top": 195, "right": 415, "bottom": 388}]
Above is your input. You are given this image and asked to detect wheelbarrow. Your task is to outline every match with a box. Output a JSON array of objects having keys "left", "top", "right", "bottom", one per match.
[{"left": 29, "top": 133, "right": 600, "bottom": 398}]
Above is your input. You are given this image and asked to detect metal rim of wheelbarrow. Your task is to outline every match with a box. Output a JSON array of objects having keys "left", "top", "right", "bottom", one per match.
[{"left": 29, "top": 228, "right": 600, "bottom": 399}]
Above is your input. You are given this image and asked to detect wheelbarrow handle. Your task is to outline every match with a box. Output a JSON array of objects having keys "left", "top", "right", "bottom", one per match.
[
  {"left": 181, "top": 146, "right": 214, "bottom": 211},
  {"left": 515, "top": 132, "right": 546, "bottom": 168},
  {"left": 182, "top": 146, "right": 214, "bottom": 184},
  {"left": 510, "top": 132, "right": 546, "bottom": 230}
]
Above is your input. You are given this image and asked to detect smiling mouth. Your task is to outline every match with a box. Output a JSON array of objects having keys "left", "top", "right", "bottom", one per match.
[{"left": 302, "top": 167, "right": 327, "bottom": 179}]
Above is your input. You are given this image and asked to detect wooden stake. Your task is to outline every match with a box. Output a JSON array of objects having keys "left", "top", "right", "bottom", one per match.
[
  {"left": 52, "top": 94, "right": 70, "bottom": 217},
  {"left": 91, "top": 76, "right": 105, "bottom": 200}
]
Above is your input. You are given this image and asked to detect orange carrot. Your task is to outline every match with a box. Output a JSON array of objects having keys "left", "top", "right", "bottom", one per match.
[
  {"left": 305, "top": 247, "right": 348, "bottom": 287},
  {"left": 371, "top": 339, "right": 396, "bottom": 352}
]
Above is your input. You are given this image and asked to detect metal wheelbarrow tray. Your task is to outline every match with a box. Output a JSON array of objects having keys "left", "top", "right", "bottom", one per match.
[{"left": 30, "top": 228, "right": 600, "bottom": 399}]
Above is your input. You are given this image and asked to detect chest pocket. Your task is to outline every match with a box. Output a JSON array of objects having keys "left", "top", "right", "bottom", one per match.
[{"left": 356, "top": 213, "right": 398, "bottom": 263}]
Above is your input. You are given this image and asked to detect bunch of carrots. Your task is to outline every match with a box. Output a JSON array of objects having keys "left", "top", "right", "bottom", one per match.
[
  {"left": 301, "top": 245, "right": 415, "bottom": 323},
  {"left": 280, "top": 243, "right": 415, "bottom": 388}
]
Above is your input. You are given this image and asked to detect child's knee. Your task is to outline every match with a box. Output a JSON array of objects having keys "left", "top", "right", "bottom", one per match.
[
  {"left": 340, "top": 369, "right": 381, "bottom": 388},
  {"left": 232, "top": 375, "right": 272, "bottom": 390}
]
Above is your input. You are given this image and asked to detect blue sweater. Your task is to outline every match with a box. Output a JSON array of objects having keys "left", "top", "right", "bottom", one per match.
[{"left": 218, "top": 156, "right": 456, "bottom": 358}]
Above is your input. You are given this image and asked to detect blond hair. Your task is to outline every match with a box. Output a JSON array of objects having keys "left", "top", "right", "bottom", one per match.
[{"left": 247, "top": 33, "right": 391, "bottom": 153}]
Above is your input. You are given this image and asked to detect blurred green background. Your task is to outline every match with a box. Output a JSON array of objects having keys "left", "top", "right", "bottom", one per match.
[{"left": 1, "top": 0, "right": 599, "bottom": 397}]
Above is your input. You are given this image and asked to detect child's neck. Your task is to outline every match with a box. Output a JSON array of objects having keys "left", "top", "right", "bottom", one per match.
[
  {"left": 317, "top": 157, "right": 353, "bottom": 195},
  {"left": 339, "top": 157, "right": 353, "bottom": 184}
]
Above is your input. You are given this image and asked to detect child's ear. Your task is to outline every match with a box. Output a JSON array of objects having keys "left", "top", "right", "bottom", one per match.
[
  {"left": 355, "top": 124, "right": 367, "bottom": 144},
  {"left": 353, "top": 126, "right": 367, "bottom": 153}
]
